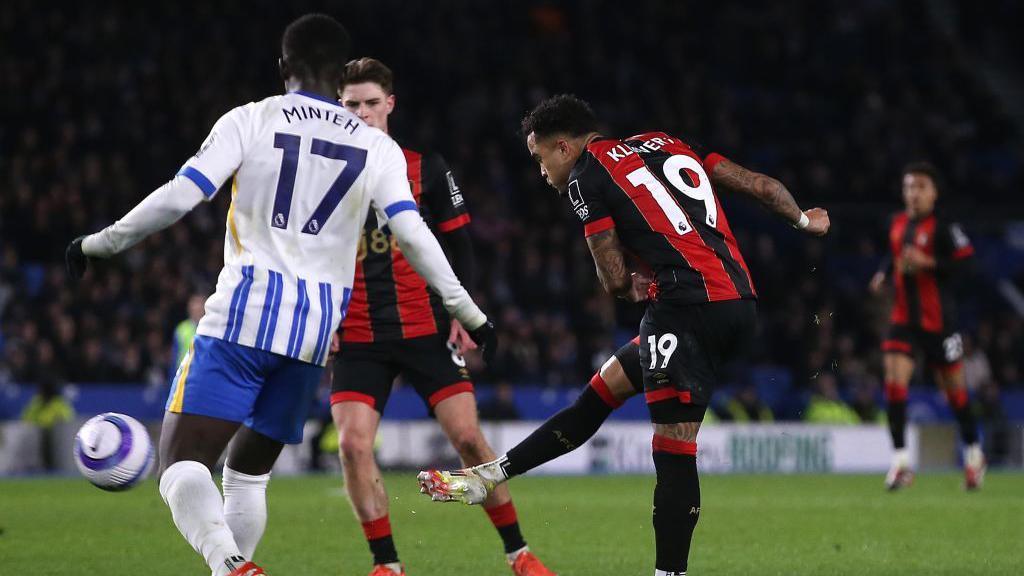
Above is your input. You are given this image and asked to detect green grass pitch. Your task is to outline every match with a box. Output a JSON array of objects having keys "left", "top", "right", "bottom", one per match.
[{"left": 1, "top": 472, "right": 1021, "bottom": 575}]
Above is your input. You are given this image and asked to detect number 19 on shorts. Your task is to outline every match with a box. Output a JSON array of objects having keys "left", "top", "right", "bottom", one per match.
[{"left": 648, "top": 333, "right": 679, "bottom": 369}]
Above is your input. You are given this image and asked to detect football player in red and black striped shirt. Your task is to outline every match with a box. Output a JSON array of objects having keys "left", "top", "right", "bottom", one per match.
[
  {"left": 420, "top": 95, "right": 829, "bottom": 576},
  {"left": 330, "top": 59, "right": 553, "bottom": 576},
  {"left": 868, "top": 162, "right": 984, "bottom": 491}
]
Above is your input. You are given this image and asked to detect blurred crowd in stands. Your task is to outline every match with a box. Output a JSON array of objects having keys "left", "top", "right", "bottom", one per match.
[{"left": 2, "top": 1, "right": 1023, "bottom": 424}]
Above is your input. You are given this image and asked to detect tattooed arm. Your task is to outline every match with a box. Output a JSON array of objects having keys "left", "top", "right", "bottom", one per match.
[
  {"left": 709, "top": 159, "right": 829, "bottom": 236},
  {"left": 585, "top": 228, "right": 633, "bottom": 299}
]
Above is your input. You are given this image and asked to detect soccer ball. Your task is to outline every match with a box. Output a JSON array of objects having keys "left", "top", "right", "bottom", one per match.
[{"left": 74, "top": 412, "right": 155, "bottom": 491}]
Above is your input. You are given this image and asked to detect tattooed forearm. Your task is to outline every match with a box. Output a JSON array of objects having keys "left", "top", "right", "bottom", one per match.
[
  {"left": 710, "top": 159, "right": 802, "bottom": 223},
  {"left": 586, "top": 229, "right": 631, "bottom": 297}
]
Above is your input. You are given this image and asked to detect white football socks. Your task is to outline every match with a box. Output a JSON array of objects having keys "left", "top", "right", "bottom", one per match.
[
  {"left": 507, "top": 545, "right": 529, "bottom": 564},
  {"left": 222, "top": 466, "right": 271, "bottom": 560},
  {"left": 964, "top": 443, "right": 984, "bottom": 469},
  {"left": 891, "top": 448, "right": 910, "bottom": 469},
  {"left": 159, "top": 460, "right": 244, "bottom": 576}
]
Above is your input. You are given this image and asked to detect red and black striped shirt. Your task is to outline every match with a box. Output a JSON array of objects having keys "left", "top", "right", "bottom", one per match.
[
  {"left": 887, "top": 212, "right": 973, "bottom": 333},
  {"left": 341, "top": 147, "right": 471, "bottom": 342},
  {"left": 569, "top": 132, "right": 755, "bottom": 304}
]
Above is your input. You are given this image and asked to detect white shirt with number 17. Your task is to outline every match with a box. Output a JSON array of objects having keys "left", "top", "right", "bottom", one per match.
[{"left": 83, "top": 90, "right": 484, "bottom": 365}]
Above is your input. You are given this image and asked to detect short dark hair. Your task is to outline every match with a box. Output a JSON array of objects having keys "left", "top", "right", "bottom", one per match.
[
  {"left": 902, "top": 161, "right": 943, "bottom": 194},
  {"left": 281, "top": 14, "right": 351, "bottom": 83},
  {"left": 341, "top": 57, "right": 394, "bottom": 94},
  {"left": 521, "top": 94, "right": 598, "bottom": 139}
]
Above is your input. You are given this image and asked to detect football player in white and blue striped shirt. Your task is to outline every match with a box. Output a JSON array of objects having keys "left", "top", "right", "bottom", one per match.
[{"left": 65, "top": 14, "right": 494, "bottom": 576}]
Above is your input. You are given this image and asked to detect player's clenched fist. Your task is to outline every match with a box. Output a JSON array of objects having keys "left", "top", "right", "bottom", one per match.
[{"left": 803, "top": 208, "right": 830, "bottom": 236}]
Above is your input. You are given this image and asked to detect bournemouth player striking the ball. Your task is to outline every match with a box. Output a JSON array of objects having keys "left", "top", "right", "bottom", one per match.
[{"left": 420, "top": 95, "right": 829, "bottom": 576}]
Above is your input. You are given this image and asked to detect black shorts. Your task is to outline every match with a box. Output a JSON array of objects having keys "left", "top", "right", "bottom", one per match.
[
  {"left": 640, "top": 298, "right": 757, "bottom": 424},
  {"left": 331, "top": 334, "right": 473, "bottom": 413},
  {"left": 882, "top": 324, "right": 963, "bottom": 368}
]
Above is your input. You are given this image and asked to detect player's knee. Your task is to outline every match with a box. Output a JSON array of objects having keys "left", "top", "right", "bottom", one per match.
[{"left": 337, "top": 428, "right": 374, "bottom": 461}]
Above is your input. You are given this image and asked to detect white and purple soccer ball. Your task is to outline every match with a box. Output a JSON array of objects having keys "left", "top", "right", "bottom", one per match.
[{"left": 74, "top": 413, "right": 155, "bottom": 491}]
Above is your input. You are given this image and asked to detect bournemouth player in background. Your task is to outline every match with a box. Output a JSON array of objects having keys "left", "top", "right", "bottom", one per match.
[
  {"left": 869, "top": 162, "right": 984, "bottom": 491},
  {"left": 421, "top": 95, "right": 829, "bottom": 576},
  {"left": 330, "top": 58, "right": 554, "bottom": 576}
]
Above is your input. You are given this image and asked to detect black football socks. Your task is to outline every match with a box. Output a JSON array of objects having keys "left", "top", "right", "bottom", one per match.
[
  {"left": 503, "top": 382, "right": 614, "bottom": 477},
  {"left": 652, "top": 436, "right": 700, "bottom": 574}
]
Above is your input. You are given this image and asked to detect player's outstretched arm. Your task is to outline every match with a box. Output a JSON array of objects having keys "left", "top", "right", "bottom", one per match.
[
  {"left": 66, "top": 106, "right": 245, "bottom": 280},
  {"left": 709, "top": 159, "right": 829, "bottom": 236},
  {"left": 65, "top": 176, "right": 207, "bottom": 279}
]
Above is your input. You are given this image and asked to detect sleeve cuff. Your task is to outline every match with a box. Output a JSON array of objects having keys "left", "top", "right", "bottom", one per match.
[
  {"left": 584, "top": 216, "right": 616, "bottom": 237},
  {"left": 703, "top": 153, "right": 728, "bottom": 176},
  {"left": 81, "top": 233, "right": 108, "bottom": 257},
  {"left": 953, "top": 246, "right": 975, "bottom": 260},
  {"left": 176, "top": 166, "right": 217, "bottom": 198},
  {"left": 384, "top": 200, "right": 418, "bottom": 219},
  {"left": 438, "top": 213, "right": 471, "bottom": 233}
]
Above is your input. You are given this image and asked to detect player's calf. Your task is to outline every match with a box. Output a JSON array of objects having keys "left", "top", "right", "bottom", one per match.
[
  {"left": 440, "top": 421, "right": 532, "bottom": 558},
  {"left": 445, "top": 423, "right": 494, "bottom": 466},
  {"left": 160, "top": 461, "right": 248, "bottom": 576},
  {"left": 418, "top": 371, "right": 630, "bottom": 504},
  {"left": 499, "top": 374, "right": 623, "bottom": 478},
  {"left": 651, "top": 424, "right": 701, "bottom": 576}
]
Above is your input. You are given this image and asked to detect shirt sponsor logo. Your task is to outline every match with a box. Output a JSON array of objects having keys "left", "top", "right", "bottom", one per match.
[
  {"left": 568, "top": 179, "right": 583, "bottom": 207},
  {"left": 568, "top": 180, "right": 590, "bottom": 220},
  {"left": 446, "top": 171, "right": 465, "bottom": 208},
  {"left": 194, "top": 133, "right": 216, "bottom": 159}
]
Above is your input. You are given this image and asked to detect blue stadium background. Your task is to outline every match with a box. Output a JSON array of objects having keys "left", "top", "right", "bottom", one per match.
[{"left": 2, "top": 1, "right": 1023, "bottom": 467}]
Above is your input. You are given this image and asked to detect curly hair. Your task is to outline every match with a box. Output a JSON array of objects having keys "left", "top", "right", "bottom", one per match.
[{"left": 521, "top": 94, "right": 598, "bottom": 138}]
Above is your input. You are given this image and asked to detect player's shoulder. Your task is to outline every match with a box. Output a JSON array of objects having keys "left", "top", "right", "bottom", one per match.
[
  {"left": 574, "top": 136, "right": 625, "bottom": 179},
  {"left": 208, "top": 99, "right": 261, "bottom": 128},
  {"left": 624, "top": 130, "right": 685, "bottom": 145},
  {"left": 397, "top": 142, "right": 447, "bottom": 168},
  {"left": 626, "top": 130, "right": 700, "bottom": 150}
]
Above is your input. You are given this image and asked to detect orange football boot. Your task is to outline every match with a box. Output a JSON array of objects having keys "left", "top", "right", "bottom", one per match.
[{"left": 510, "top": 550, "right": 556, "bottom": 576}]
